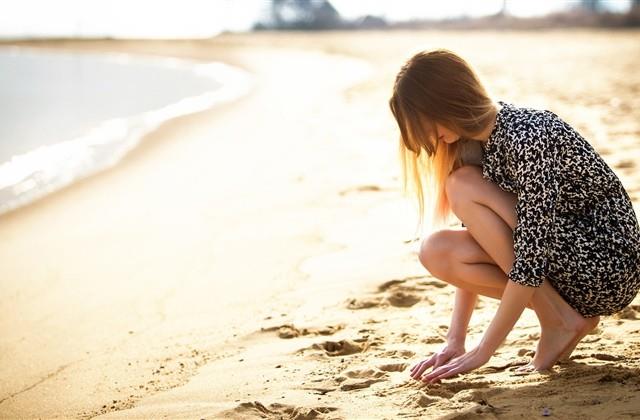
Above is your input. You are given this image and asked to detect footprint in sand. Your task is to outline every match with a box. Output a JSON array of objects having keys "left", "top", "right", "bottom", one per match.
[
  {"left": 397, "top": 332, "right": 420, "bottom": 343},
  {"left": 614, "top": 305, "right": 639, "bottom": 320},
  {"left": 377, "top": 275, "right": 447, "bottom": 292},
  {"left": 517, "top": 348, "right": 536, "bottom": 357},
  {"left": 400, "top": 391, "right": 440, "bottom": 409},
  {"left": 218, "top": 401, "right": 338, "bottom": 419},
  {"left": 419, "top": 379, "right": 494, "bottom": 400},
  {"left": 347, "top": 293, "right": 423, "bottom": 309},
  {"left": 304, "top": 366, "right": 399, "bottom": 394},
  {"left": 614, "top": 159, "right": 636, "bottom": 169},
  {"left": 343, "top": 368, "right": 388, "bottom": 379},
  {"left": 380, "top": 276, "right": 446, "bottom": 299},
  {"left": 298, "top": 339, "right": 370, "bottom": 357},
  {"left": 377, "top": 278, "right": 413, "bottom": 291},
  {"left": 377, "top": 362, "right": 409, "bottom": 372},
  {"left": 386, "top": 290, "right": 423, "bottom": 307},
  {"left": 347, "top": 275, "right": 446, "bottom": 310},
  {"left": 378, "top": 349, "right": 416, "bottom": 359},
  {"left": 591, "top": 353, "right": 625, "bottom": 362},
  {"left": 261, "top": 323, "right": 345, "bottom": 339},
  {"left": 347, "top": 296, "right": 385, "bottom": 309},
  {"left": 422, "top": 336, "right": 446, "bottom": 345},
  {"left": 416, "top": 279, "right": 449, "bottom": 289},
  {"left": 339, "top": 368, "right": 389, "bottom": 391}
]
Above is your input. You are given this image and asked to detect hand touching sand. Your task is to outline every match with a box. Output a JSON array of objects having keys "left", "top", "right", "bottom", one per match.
[
  {"left": 409, "top": 343, "right": 466, "bottom": 381},
  {"left": 411, "top": 281, "right": 535, "bottom": 383},
  {"left": 419, "top": 346, "right": 491, "bottom": 383}
]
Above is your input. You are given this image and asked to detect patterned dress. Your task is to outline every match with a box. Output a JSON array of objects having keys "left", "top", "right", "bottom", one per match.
[{"left": 464, "top": 100, "right": 640, "bottom": 317}]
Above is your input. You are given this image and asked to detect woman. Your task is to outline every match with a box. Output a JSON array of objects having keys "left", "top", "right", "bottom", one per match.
[{"left": 388, "top": 49, "right": 640, "bottom": 383}]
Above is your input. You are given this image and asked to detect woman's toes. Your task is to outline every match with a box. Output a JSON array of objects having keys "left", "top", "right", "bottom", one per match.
[{"left": 514, "top": 362, "right": 536, "bottom": 375}]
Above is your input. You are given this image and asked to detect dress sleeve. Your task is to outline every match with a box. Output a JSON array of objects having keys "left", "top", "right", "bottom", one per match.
[{"left": 507, "top": 112, "right": 558, "bottom": 287}]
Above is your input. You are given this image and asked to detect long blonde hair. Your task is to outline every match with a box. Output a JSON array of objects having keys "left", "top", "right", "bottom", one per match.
[{"left": 388, "top": 49, "right": 497, "bottom": 236}]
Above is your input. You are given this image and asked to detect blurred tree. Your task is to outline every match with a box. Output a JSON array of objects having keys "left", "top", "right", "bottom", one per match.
[
  {"left": 254, "top": 0, "right": 343, "bottom": 30},
  {"left": 356, "top": 15, "right": 387, "bottom": 29},
  {"left": 627, "top": 0, "right": 640, "bottom": 25},
  {"left": 580, "top": 0, "right": 602, "bottom": 13},
  {"left": 499, "top": 0, "right": 508, "bottom": 17}
]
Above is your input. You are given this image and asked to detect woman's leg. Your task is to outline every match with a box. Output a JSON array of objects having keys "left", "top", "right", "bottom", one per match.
[{"left": 420, "top": 165, "right": 599, "bottom": 369}]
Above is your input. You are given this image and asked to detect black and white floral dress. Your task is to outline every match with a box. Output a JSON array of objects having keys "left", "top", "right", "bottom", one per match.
[{"left": 467, "top": 100, "right": 640, "bottom": 318}]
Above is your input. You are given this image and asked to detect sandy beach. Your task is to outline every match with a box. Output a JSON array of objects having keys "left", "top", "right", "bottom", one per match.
[{"left": 1, "top": 29, "right": 640, "bottom": 419}]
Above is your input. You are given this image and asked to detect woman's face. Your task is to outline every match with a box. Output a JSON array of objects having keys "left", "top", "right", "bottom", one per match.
[{"left": 435, "top": 122, "right": 461, "bottom": 144}]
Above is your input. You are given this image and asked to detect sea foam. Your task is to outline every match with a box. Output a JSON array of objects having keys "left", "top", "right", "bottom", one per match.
[{"left": 0, "top": 47, "right": 254, "bottom": 216}]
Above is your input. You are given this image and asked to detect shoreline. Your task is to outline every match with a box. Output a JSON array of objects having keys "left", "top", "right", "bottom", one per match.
[
  {"left": 1, "top": 31, "right": 639, "bottom": 419},
  {"left": 0, "top": 45, "right": 254, "bottom": 218}
]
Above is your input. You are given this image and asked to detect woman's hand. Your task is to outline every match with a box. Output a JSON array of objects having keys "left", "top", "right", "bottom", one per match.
[
  {"left": 419, "top": 345, "right": 491, "bottom": 384},
  {"left": 417, "top": 281, "right": 533, "bottom": 384},
  {"left": 409, "top": 343, "right": 466, "bottom": 381},
  {"left": 410, "top": 288, "right": 477, "bottom": 381}
]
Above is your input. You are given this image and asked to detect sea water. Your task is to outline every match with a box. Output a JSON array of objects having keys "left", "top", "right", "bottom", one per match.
[{"left": 0, "top": 47, "right": 253, "bottom": 216}]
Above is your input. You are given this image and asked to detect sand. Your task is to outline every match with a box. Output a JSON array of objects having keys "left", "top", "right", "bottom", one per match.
[{"left": 1, "top": 29, "right": 639, "bottom": 419}]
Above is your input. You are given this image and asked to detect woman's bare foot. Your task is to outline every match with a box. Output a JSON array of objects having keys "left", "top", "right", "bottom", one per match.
[
  {"left": 557, "top": 316, "right": 600, "bottom": 361},
  {"left": 514, "top": 361, "right": 536, "bottom": 374},
  {"left": 530, "top": 315, "right": 600, "bottom": 370}
]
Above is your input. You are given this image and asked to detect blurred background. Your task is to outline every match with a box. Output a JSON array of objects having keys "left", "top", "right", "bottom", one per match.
[
  {"left": 1, "top": 0, "right": 638, "bottom": 39},
  {"left": 0, "top": 0, "right": 639, "bottom": 217},
  {"left": 0, "top": 0, "right": 640, "bottom": 217}
]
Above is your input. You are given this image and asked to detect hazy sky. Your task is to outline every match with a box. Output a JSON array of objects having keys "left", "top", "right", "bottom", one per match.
[{"left": 0, "top": 0, "right": 633, "bottom": 39}]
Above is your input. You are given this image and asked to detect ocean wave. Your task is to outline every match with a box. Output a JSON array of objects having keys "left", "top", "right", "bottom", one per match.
[{"left": 0, "top": 48, "right": 254, "bottom": 216}]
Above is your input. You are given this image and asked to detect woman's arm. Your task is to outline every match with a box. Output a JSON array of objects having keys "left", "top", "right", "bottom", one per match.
[
  {"left": 503, "top": 111, "right": 557, "bottom": 289},
  {"left": 410, "top": 288, "right": 477, "bottom": 380},
  {"left": 421, "top": 279, "right": 534, "bottom": 383},
  {"left": 446, "top": 287, "right": 478, "bottom": 346},
  {"left": 477, "top": 280, "right": 534, "bottom": 356}
]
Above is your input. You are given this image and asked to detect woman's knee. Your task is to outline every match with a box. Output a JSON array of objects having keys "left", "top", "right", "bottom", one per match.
[
  {"left": 445, "top": 165, "right": 483, "bottom": 213},
  {"left": 419, "top": 229, "right": 458, "bottom": 277}
]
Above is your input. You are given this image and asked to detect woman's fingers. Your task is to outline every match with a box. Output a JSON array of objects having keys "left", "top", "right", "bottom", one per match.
[
  {"left": 410, "top": 358, "right": 435, "bottom": 379},
  {"left": 421, "top": 351, "right": 482, "bottom": 383},
  {"left": 422, "top": 353, "right": 468, "bottom": 379},
  {"left": 432, "top": 353, "right": 452, "bottom": 370},
  {"left": 421, "top": 361, "right": 453, "bottom": 381},
  {"left": 410, "top": 360, "right": 424, "bottom": 376},
  {"left": 410, "top": 357, "right": 432, "bottom": 373},
  {"left": 421, "top": 361, "right": 460, "bottom": 383},
  {"left": 410, "top": 359, "right": 426, "bottom": 374},
  {"left": 411, "top": 346, "right": 471, "bottom": 381},
  {"left": 411, "top": 352, "right": 457, "bottom": 380},
  {"left": 424, "top": 363, "right": 466, "bottom": 383}
]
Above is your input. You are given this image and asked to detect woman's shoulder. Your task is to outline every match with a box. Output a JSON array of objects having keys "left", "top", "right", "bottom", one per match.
[
  {"left": 509, "top": 103, "right": 590, "bottom": 148},
  {"left": 497, "top": 101, "right": 554, "bottom": 148},
  {"left": 502, "top": 101, "right": 554, "bottom": 132},
  {"left": 484, "top": 100, "right": 562, "bottom": 159},
  {"left": 502, "top": 102, "right": 608, "bottom": 170}
]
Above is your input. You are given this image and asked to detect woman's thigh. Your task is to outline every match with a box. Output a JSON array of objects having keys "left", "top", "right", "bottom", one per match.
[{"left": 447, "top": 165, "right": 519, "bottom": 231}]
